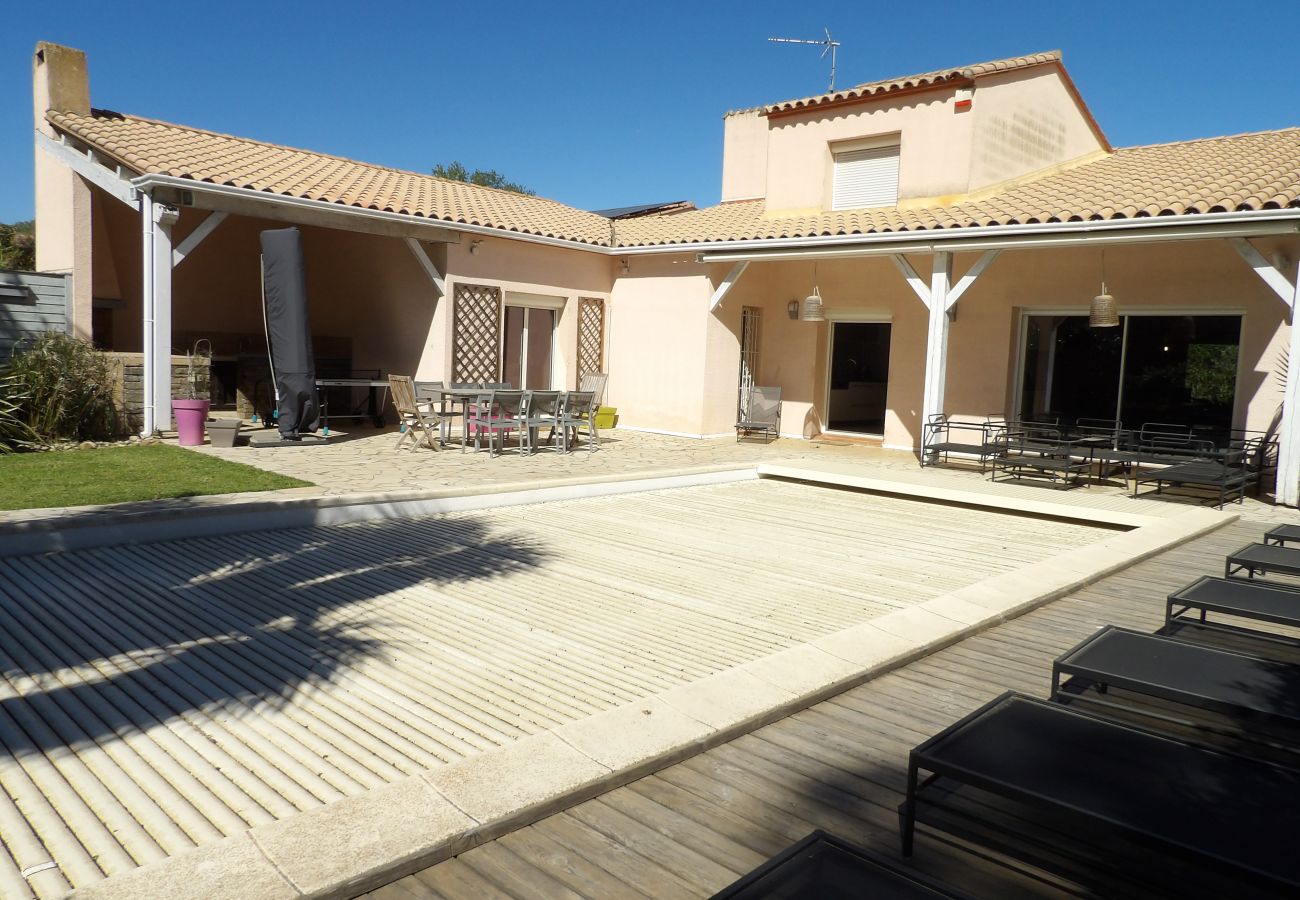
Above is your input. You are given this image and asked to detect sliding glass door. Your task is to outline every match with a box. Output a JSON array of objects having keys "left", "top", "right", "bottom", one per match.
[
  {"left": 501, "top": 304, "right": 556, "bottom": 390},
  {"left": 1018, "top": 313, "right": 1241, "bottom": 439}
]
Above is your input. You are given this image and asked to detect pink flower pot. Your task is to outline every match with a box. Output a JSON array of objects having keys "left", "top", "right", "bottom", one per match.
[{"left": 173, "top": 399, "right": 211, "bottom": 446}]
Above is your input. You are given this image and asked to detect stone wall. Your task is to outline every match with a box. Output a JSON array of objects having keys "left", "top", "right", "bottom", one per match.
[{"left": 102, "top": 352, "right": 210, "bottom": 432}]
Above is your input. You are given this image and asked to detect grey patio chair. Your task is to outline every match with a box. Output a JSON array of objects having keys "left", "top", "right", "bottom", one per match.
[
  {"left": 736, "top": 386, "right": 781, "bottom": 443},
  {"left": 522, "top": 390, "right": 563, "bottom": 454},
  {"left": 388, "top": 375, "right": 441, "bottom": 451},
  {"left": 559, "top": 391, "right": 599, "bottom": 453},
  {"left": 579, "top": 372, "right": 608, "bottom": 407},
  {"left": 483, "top": 390, "right": 528, "bottom": 457}
]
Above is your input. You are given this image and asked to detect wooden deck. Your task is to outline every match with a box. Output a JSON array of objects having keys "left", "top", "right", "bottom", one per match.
[{"left": 365, "top": 517, "right": 1288, "bottom": 899}]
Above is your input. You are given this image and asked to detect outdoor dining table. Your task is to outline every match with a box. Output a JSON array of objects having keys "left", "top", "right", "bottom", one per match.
[{"left": 435, "top": 389, "right": 485, "bottom": 449}]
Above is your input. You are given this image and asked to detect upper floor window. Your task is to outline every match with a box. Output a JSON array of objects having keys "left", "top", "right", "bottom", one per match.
[{"left": 831, "top": 144, "right": 900, "bottom": 210}]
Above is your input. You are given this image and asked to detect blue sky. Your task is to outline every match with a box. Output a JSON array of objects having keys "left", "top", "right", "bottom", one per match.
[{"left": 3, "top": 0, "right": 1297, "bottom": 223}]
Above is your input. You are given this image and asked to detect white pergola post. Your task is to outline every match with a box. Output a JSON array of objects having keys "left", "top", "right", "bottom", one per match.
[
  {"left": 148, "top": 202, "right": 179, "bottom": 433},
  {"left": 140, "top": 194, "right": 156, "bottom": 435},
  {"left": 1230, "top": 238, "right": 1300, "bottom": 506},
  {"left": 890, "top": 250, "right": 998, "bottom": 431},
  {"left": 922, "top": 252, "right": 952, "bottom": 427},
  {"left": 1280, "top": 301, "right": 1300, "bottom": 507}
]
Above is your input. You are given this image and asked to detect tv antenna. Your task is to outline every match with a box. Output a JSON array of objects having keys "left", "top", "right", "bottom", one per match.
[{"left": 768, "top": 28, "right": 841, "bottom": 91}]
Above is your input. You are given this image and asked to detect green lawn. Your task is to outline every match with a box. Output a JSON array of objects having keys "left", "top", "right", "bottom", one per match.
[{"left": 0, "top": 444, "right": 311, "bottom": 510}]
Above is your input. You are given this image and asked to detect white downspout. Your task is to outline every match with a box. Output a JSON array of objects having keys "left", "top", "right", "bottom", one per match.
[{"left": 140, "top": 192, "right": 155, "bottom": 436}]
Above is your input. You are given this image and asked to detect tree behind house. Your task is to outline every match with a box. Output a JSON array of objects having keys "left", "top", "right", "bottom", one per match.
[
  {"left": 432, "top": 161, "right": 534, "bottom": 196},
  {"left": 0, "top": 220, "right": 35, "bottom": 271}
]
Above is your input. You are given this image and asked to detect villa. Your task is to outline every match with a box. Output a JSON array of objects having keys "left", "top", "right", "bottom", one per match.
[
  {"left": 31, "top": 43, "right": 1300, "bottom": 499},
  {"left": 7, "top": 39, "right": 1300, "bottom": 900}
]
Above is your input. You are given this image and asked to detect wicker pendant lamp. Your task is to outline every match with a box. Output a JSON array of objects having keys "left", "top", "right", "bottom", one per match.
[
  {"left": 802, "top": 262, "right": 826, "bottom": 322},
  {"left": 1089, "top": 249, "right": 1119, "bottom": 327}
]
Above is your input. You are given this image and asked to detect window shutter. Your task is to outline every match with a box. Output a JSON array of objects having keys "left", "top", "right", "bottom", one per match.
[{"left": 832, "top": 145, "right": 900, "bottom": 210}]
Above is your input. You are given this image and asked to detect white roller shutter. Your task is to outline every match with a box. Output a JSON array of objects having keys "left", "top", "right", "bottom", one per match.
[{"left": 832, "top": 145, "right": 900, "bottom": 210}]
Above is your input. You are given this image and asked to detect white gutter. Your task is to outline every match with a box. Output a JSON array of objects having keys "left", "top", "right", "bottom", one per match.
[
  {"left": 690, "top": 211, "right": 1300, "bottom": 262},
  {"left": 691, "top": 215, "right": 1300, "bottom": 261},
  {"left": 130, "top": 174, "right": 613, "bottom": 255}
]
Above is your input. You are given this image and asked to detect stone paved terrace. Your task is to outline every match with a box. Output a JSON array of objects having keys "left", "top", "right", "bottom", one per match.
[{"left": 190, "top": 428, "right": 892, "bottom": 496}]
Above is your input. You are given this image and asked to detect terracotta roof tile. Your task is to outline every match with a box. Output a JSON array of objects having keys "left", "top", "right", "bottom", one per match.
[
  {"left": 757, "top": 50, "right": 1061, "bottom": 115},
  {"left": 48, "top": 110, "right": 1300, "bottom": 253},
  {"left": 48, "top": 110, "right": 613, "bottom": 246},
  {"left": 614, "top": 128, "right": 1300, "bottom": 247}
]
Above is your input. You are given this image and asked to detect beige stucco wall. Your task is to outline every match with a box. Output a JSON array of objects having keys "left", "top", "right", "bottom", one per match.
[
  {"left": 764, "top": 89, "right": 972, "bottom": 212},
  {"left": 726, "top": 63, "right": 1106, "bottom": 214},
  {"left": 92, "top": 203, "right": 615, "bottom": 409},
  {"left": 442, "top": 234, "right": 614, "bottom": 389},
  {"left": 689, "top": 237, "right": 1299, "bottom": 449},
  {"left": 607, "top": 254, "right": 714, "bottom": 434},
  {"left": 720, "top": 110, "right": 769, "bottom": 202},
  {"left": 966, "top": 64, "right": 1107, "bottom": 193}
]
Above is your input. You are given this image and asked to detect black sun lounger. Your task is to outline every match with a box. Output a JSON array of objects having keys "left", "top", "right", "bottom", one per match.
[
  {"left": 1264, "top": 524, "right": 1300, "bottom": 546},
  {"left": 1166, "top": 575, "right": 1300, "bottom": 640},
  {"left": 1225, "top": 542, "right": 1300, "bottom": 580},
  {"left": 710, "top": 830, "right": 971, "bottom": 899},
  {"left": 901, "top": 692, "right": 1300, "bottom": 896},
  {"left": 1051, "top": 625, "right": 1300, "bottom": 753}
]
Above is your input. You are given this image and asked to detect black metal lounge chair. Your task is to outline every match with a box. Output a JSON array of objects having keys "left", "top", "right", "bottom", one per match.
[
  {"left": 1051, "top": 625, "right": 1300, "bottom": 756},
  {"left": 900, "top": 692, "right": 1300, "bottom": 896},
  {"left": 735, "top": 386, "right": 781, "bottom": 443},
  {"left": 920, "top": 414, "right": 1001, "bottom": 471},
  {"left": 1165, "top": 575, "right": 1300, "bottom": 647},
  {"left": 1264, "top": 524, "right": 1300, "bottom": 547},
  {"left": 1225, "top": 542, "right": 1300, "bottom": 580},
  {"left": 710, "top": 830, "right": 971, "bottom": 899}
]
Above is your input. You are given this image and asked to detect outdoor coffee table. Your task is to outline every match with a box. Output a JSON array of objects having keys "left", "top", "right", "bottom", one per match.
[
  {"left": 1165, "top": 575, "right": 1300, "bottom": 645},
  {"left": 710, "top": 830, "right": 968, "bottom": 899},
  {"left": 1051, "top": 625, "right": 1300, "bottom": 750},
  {"left": 1264, "top": 524, "right": 1300, "bottom": 547},
  {"left": 901, "top": 692, "right": 1300, "bottom": 894},
  {"left": 1225, "top": 542, "right": 1300, "bottom": 580}
]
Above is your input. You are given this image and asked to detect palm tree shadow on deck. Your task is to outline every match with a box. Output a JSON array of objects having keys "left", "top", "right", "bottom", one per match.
[{"left": 0, "top": 514, "right": 549, "bottom": 753}]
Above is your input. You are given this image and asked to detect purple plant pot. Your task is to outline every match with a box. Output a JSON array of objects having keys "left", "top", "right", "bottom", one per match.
[{"left": 173, "top": 399, "right": 211, "bottom": 446}]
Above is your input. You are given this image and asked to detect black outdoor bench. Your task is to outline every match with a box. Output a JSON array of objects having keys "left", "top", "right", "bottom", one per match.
[
  {"left": 1051, "top": 625, "right": 1300, "bottom": 757},
  {"left": 1264, "top": 524, "right": 1300, "bottom": 546},
  {"left": 1165, "top": 575, "right": 1300, "bottom": 645},
  {"left": 920, "top": 414, "right": 1000, "bottom": 472},
  {"left": 710, "top": 830, "right": 971, "bottom": 899},
  {"left": 900, "top": 692, "right": 1300, "bottom": 897},
  {"left": 1225, "top": 542, "right": 1300, "bottom": 580}
]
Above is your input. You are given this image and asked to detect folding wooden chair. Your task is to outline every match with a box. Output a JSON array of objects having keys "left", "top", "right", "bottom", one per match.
[{"left": 388, "top": 375, "right": 441, "bottom": 451}]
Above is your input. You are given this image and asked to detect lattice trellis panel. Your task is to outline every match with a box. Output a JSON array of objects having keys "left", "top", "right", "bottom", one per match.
[
  {"left": 452, "top": 283, "right": 502, "bottom": 384},
  {"left": 577, "top": 297, "right": 605, "bottom": 385}
]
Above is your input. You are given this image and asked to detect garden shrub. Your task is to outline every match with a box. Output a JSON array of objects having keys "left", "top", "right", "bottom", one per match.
[{"left": 3, "top": 333, "right": 123, "bottom": 444}]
